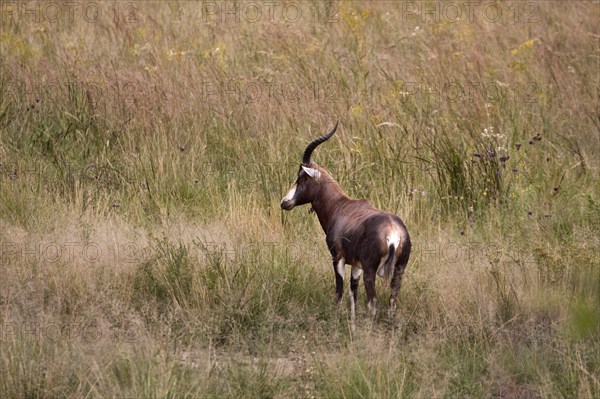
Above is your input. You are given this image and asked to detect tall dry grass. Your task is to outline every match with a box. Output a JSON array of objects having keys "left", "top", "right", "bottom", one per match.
[{"left": 1, "top": 1, "right": 599, "bottom": 397}]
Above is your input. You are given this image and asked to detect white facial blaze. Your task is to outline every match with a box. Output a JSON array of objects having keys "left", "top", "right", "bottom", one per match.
[{"left": 282, "top": 184, "right": 297, "bottom": 202}]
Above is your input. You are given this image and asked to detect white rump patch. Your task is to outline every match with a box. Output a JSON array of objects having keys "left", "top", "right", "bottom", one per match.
[
  {"left": 386, "top": 231, "right": 401, "bottom": 249},
  {"left": 376, "top": 231, "right": 402, "bottom": 278}
]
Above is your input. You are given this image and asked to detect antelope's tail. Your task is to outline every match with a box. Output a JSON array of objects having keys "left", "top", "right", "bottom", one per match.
[{"left": 378, "top": 232, "right": 401, "bottom": 280}]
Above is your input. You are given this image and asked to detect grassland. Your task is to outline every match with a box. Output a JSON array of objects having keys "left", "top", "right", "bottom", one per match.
[{"left": 1, "top": 1, "right": 599, "bottom": 397}]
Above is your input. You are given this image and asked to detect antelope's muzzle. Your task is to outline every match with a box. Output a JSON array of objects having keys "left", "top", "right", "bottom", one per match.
[{"left": 281, "top": 184, "right": 297, "bottom": 210}]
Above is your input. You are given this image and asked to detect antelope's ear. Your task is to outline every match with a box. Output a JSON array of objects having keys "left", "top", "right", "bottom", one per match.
[{"left": 301, "top": 165, "right": 321, "bottom": 179}]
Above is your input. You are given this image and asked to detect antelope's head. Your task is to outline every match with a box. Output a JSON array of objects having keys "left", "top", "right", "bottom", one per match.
[{"left": 280, "top": 121, "right": 338, "bottom": 211}]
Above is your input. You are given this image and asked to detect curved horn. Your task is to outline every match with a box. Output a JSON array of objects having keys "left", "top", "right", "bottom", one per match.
[{"left": 302, "top": 121, "right": 339, "bottom": 165}]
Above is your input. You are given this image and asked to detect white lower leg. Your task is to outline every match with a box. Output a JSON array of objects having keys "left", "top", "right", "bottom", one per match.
[
  {"left": 388, "top": 298, "right": 397, "bottom": 318},
  {"left": 368, "top": 298, "right": 377, "bottom": 318},
  {"left": 349, "top": 289, "right": 356, "bottom": 332},
  {"left": 349, "top": 289, "right": 356, "bottom": 322}
]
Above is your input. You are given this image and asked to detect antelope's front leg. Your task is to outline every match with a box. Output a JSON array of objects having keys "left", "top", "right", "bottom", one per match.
[
  {"left": 333, "top": 258, "right": 345, "bottom": 303},
  {"left": 349, "top": 265, "right": 362, "bottom": 323}
]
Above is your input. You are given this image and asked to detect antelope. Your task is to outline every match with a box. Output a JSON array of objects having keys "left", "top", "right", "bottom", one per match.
[{"left": 281, "top": 122, "right": 411, "bottom": 321}]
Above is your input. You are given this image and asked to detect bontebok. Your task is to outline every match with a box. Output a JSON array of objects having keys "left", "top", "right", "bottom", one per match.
[{"left": 281, "top": 122, "right": 411, "bottom": 322}]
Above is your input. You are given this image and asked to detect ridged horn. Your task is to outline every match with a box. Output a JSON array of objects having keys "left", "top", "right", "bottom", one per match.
[{"left": 302, "top": 121, "right": 339, "bottom": 165}]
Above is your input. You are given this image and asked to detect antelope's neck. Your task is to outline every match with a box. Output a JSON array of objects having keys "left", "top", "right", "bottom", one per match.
[{"left": 311, "top": 180, "right": 348, "bottom": 233}]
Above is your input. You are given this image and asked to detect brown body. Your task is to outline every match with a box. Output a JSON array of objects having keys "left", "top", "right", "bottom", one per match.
[{"left": 281, "top": 124, "right": 411, "bottom": 319}]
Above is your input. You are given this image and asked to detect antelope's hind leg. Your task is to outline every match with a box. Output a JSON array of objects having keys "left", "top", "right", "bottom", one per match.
[
  {"left": 363, "top": 268, "right": 378, "bottom": 318},
  {"left": 389, "top": 249, "right": 410, "bottom": 318},
  {"left": 388, "top": 265, "right": 404, "bottom": 318}
]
